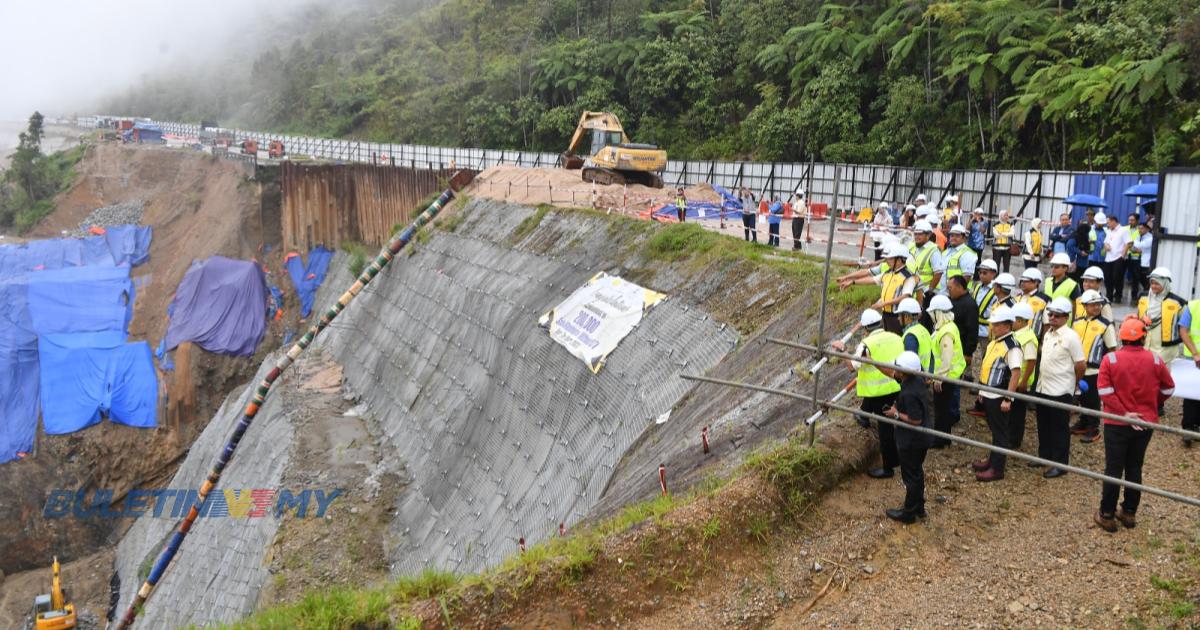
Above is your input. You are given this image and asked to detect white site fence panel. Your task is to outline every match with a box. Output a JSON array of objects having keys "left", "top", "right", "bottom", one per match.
[{"left": 63, "top": 116, "right": 1166, "bottom": 227}]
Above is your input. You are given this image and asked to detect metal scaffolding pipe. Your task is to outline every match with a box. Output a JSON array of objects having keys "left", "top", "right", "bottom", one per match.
[
  {"left": 680, "top": 374, "right": 1200, "bottom": 509},
  {"left": 114, "top": 185, "right": 462, "bottom": 629},
  {"left": 766, "top": 337, "right": 1200, "bottom": 442}
]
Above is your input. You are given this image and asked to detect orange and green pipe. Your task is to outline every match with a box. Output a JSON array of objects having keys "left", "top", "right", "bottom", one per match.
[{"left": 115, "top": 186, "right": 458, "bottom": 628}]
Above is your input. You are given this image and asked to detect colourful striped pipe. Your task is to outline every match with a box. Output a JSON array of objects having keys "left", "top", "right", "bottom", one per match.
[{"left": 115, "top": 187, "right": 456, "bottom": 629}]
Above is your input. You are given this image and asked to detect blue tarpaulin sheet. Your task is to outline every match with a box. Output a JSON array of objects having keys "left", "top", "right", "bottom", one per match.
[
  {"left": 38, "top": 339, "right": 158, "bottom": 433},
  {"left": 284, "top": 246, "right": 333, "bottom": 318},
  {"left": 0, "top": 226, "right": 154, "bottom": 463},
  {"left": 27, "top": 265, "right": 156, "bottom": 433},
  {"left": 163, "top": 256, "right": 267, "bottom": 356}
]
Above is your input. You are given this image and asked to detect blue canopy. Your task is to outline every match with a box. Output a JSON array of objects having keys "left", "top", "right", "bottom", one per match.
[
  {"left": 1062, "top": 193, "right": 1108, "bottom": 208},
  {"left": 1123, "top": 182, "right": 1158, "bottom": 197}
]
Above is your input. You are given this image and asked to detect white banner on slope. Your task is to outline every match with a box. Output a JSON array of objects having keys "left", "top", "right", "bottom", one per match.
[{"left": 539, "top": 272, "right": 666, "bottom": 373}]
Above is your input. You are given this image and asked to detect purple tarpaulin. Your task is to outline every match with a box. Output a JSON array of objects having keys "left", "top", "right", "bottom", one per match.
[{"left": 163, "top": 256, "right": 268, "bottom": 356}]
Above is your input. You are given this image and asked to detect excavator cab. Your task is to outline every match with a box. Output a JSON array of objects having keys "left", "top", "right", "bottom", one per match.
[{"left": 33, "top": 557, "right": 76, "bottom": 629}]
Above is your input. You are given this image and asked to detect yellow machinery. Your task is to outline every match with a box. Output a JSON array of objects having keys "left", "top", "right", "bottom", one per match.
[
  {"left": 561, "top": 111, "right": 667, "bottom": 188},
  {"left": 33, "top": 557, "right": 76, "bottom": 629}
]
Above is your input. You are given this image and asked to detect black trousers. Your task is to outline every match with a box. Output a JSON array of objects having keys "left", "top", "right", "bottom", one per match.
[
  {"left": 1010, "top": 397, "right": 1028, "bottom": 450},
  {"left": 1077, "top": 374, "right": 1100, "bottom": 432},
  {"left": 742, "top": 213, "right": 757, "bottom": 242},
  {"left": 768, "top": 222, "right": 780, "bottom": 246},
  {"left": 1100, "top": 424, "right": 1154, "bottom": 515},
  {"left": 1103, "top": 259, "right": 1125, "bottom": 302},
  {"left": 1127, "top": 263, "right": 1147, "bottom": 304},
  {"left": 792, "top": 217, "right": 805, "bottom": 249},
  {"left": 1036, "top": 392, "right": 1073, "bottom": 465},
  {"left": 898, "top": 445, "right": 928, "bottom": 514},
  {"left": 862, "top": 393, "right": 900, "bottom": 469},
  {"left": 984, "top": 396, "right": 1015, "bottom": 474},
  {"left": 932, "top": 383, "right": 958, "bottom": 447},
  {"left": 1184, "top": 398, "right": 1200, "bottom": 432},
  {"left": 677, "top": 207, "right": 686, "bottom": 222},
  {"left": 993, "top": 247, "right": 1012, "bottom": 273}
]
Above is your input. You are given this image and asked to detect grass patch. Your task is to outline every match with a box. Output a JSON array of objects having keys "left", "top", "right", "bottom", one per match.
[
  {"left": 217, "top": 586, "right": 397, "bottom": 629},
  {"left": 743, "top": 437, "right": 834, "bottom": 514},
  {"left": 342, "top": 241, "right": 369, "bottom": 277},
  {"left": 510, "top": 204, "right": 551, "bottom": 242}
]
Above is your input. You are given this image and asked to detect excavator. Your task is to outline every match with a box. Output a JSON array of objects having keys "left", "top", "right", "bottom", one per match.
[
  {"left": 32, "top": 557, "right": 76, "bottom": 629},
  {"left": 561, "top": 111, "right": 667, "bottom": 188}
]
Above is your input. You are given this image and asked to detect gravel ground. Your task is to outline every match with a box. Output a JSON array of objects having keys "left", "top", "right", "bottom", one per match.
[
  {"left": 622, "top": 398, "right": 1200, "bottom": 629},
  {"left": 68, "top": 200, "right": 144, "bottom": 237}
]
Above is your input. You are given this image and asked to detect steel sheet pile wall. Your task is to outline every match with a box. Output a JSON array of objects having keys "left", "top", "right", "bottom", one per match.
[{"left": 280, "top": 162, "right": 459, "bottom": 250}]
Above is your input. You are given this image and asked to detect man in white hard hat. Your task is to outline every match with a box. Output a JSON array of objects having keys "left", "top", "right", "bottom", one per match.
[
  {"left": 1076, "top": 265, "right": 1113, "bottom": 322},
  {"left": 881, "top": 350, "right": 933, "bottom": 523},
  {"left": 1034, "top": 297, "right": 1085, "bottom": 476},
  {"left": 1087, "top": 211, "right": 1108, "bottom": 272},
  {"left": 927, "top": 294, "right": 966, "bottom": 448},
  {"left": 909, "top": 220, "right": 944, "bottom": 297},
  {"left": 1046, "top": 252, "right": 1080, "bottom": 322},
  {"left": 897, "top": 298, "right": 932, "bottom": 373},
  {"left": 1015, "top": 268, "right": 1051, "bottom": 336},
  {"left": 1072, "top": 289, "right": 1117, "bottom": 442},
  {"left": 1010, "top": 302, "right": 1040, "bottom": 450},
  {"left": 1137, "top": 267, "right": 1188, "bottom": 363},
  {"left": 1101, "top": 212, "right": 1131, "bottom": 303},
  {"left": 941, "top": 224, "right": 977, "bottom": 293},
  {"left": 991, "top": 273, "right": 1017, "bottom": 312},
  {"left": 974, "top": 306, "right": 1024, "bottom": 481},
  {"left": 970, "top": 259, "right": 1000, "bottom": 343},
  {"left": 833, "top": 309, "right": 904, "bottom": 477}
]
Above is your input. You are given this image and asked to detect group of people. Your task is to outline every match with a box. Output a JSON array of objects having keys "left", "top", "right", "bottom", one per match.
[
  {"left": 734, "top": 188, "right": 810, "bottom": 249},
  {"left": 829, "top": 196, "right": 1198, "bottom": 530}
]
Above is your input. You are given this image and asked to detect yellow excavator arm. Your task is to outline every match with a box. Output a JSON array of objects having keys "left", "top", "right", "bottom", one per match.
[
  {"left": 565, "top": 111, "right": 630, "bottom": 155},
  {"left": 34, "top": 557, "right": 76, "bottom": 630}
]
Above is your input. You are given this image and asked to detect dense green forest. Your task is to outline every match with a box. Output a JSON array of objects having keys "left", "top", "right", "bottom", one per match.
[
  {"left": 1, "top": 113, "right": 85, "bottom": 231},
  {"left": 102, "top": 0, "right": 1200, "bottom": 170}
]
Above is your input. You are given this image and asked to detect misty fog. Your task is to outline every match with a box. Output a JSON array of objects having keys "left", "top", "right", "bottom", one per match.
[{"left": 0, "top": 0, "right": 323, "bottom": 122}]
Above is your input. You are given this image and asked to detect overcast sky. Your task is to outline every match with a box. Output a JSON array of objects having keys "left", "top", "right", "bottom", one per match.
[{"left": 0, "top": 0, "right": 301, "bottom": 121}]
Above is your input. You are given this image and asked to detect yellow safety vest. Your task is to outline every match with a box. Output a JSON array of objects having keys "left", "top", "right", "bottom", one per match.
[
  {"left": 1185, "top": 301, "right": 1200, "bottom": 358},
  {"left": 932, "top": 321, "right": 966, "bottom": 378},
  {"left": 909, "top": 241, "right": 937, "bottom": 286},
  {"left": 1137, "top": 293, "right": 1186, "bottom": 346},
  {"left": 980, "top": 334, "right": 1020, "bottom": 389},
  {"left": 1025, "top": 228, "right": 1042, "bottom": 257},
  {"left": 857, "top": 330, "right": 903, "bottom": 397},
  {"left": 993, "top": 221, "right": 1012, "bottom": 246},
  {"left": 1073, "top": 316, "right": 1112, "bottom": 368},
  {"left": 1013, "top": 325, "right": 1039, "bottom": 388},
  {"left": 903, "top": 322, "right": 934, "bottom": 372},
  {"left": 945, "top": 245, "right": 970, "bottom": 278},
  {"left": 1016, "top": 291, "right": 1050, "bottom": 337},
  {"left": 879, "top": 268, "right": 913, "bottom": 314},
  {"left": 976, "top": 286, "right": 996, "bottom": 326}
]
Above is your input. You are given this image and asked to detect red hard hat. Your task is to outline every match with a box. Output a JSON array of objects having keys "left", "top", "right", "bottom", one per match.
[{"left": 1119, "top": 315, "right": 1147, "bottom": 342}]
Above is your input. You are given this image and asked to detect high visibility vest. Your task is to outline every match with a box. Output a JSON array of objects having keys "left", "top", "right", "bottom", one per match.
[
  {"left": 932, "top": 321, "right": 966, "bottom": 378},
  {"left": 879, "top": 268, "right": 913, "bottom": 314},
  {"left": 1016, "top": 291, "right": 1050, "bottom": 337},
  {"left": 857, "top": 330, "right": 903, "bottom": 397},
  {"left": 980, "top": 334, "right": 1020, "bottom": 389},
  {"left": 1186, "top": 301, "right": 1200, "bottom": 358},
  {"left": 1048, "top": 276, "right": 1079, "bottom": 301},
  {"left": 945, "top": 245, "right": 970, "bottom": 278},
  {"left": 909, "top": 241, "right": 937, "bottom": 286},
  {"left": 993, "top": 222, "right": 1012, "bottom": 246},
  {"left": 1073, "top": 316, "right": 1113, "bottom": 368},
  {"left": 1137, "top": 292, "right": 1187, "bottom": 346},
  {"left": 1014, "top": 325, "right": 1039, "bottom": 387},
  {"left": 676, "top": 197, "right": 686, "bottom": 211},
  {"left": 1025, "top": 228, "right": 1042, "bottom": 257},
  {"left": 903, "top": 322, "right": 934, "bottom": 372},
  {"left": 976, "top": 285, "right": 997, "bottom": 326}
]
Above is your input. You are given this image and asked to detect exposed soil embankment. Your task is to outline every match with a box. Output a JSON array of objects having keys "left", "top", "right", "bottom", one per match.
[{"left": 0, "top": 143, "right": 285, "bottom": 583}]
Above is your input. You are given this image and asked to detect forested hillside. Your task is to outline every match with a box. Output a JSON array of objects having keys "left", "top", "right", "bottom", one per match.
[{"left": 102, "top": 0, "right": 1200, "bottom": 170}]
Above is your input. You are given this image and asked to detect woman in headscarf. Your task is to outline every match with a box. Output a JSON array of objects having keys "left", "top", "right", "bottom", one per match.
[
  {"left": 1022, "top": 217, "right": 1044, "bottom": 270},
  {"left": 1136, "top": 267, "right": 1188, "bottom": 363}
]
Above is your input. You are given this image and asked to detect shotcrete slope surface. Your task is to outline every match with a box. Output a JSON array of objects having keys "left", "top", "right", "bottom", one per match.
[{"left": 112, "top": 198, "right": 737, "bottom": 627}]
